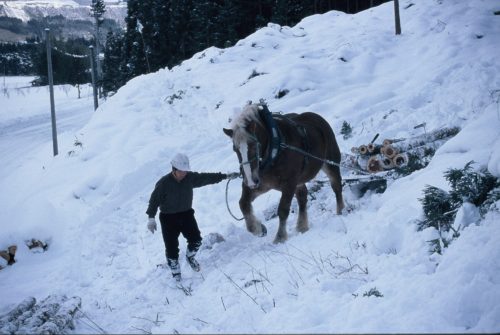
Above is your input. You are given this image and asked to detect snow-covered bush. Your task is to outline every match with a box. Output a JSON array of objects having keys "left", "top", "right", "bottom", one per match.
[
  {"left": 417, "top": 161, "right": 499, "bottom": 254},
  {"left": 340, "top": 121, "right": 353, "bottom": 140}
]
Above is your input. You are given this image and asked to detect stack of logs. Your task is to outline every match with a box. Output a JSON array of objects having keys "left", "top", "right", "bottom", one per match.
[
  {"left": 352, "top": 138, "right": 409, "bottom": 173},
  {"left": 349, "top": 127, "right": 460, "bottom": 174}
]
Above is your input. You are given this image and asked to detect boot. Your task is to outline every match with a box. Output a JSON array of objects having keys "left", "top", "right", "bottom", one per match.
[
  {"left": 186, "top": 255, "right": 200, "bottom": 272},
  {"left": 186, "top": 249, "right": 200, "bottom": 272},
  {"left": 167, "top": 258, "right": 181, "bottom": 281}
]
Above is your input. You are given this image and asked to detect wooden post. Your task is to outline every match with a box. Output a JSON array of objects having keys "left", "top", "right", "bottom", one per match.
[
  {"left": 89, "top": 45, "right": 98, "bottom": 111},
  {"left": 45, "top": 28, "right": 58, "bottom": 156},
  {"left": 394, "top": 0, "right": 402, "bottom": 35}
]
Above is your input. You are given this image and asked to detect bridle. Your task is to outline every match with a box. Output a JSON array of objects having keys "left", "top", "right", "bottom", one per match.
[
  {"left": 236, "top": 124, "right": 262, "bottom": 169},
  {"left": 238, "top": 131, "right": 262, "bottom": 171}
]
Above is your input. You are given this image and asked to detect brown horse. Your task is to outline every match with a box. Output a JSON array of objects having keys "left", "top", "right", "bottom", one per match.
[{"left": 223, "top": 102, "right": 344, "bottom": 243}]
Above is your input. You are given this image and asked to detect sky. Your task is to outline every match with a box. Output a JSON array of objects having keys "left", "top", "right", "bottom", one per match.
[{"left": 0, "top": 0, "right": 499, "bottom": 333}]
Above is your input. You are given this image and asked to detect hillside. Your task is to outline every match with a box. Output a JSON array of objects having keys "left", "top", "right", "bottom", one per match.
[{"left": 0, "top": 0, "right": 499, "bottom": 333}]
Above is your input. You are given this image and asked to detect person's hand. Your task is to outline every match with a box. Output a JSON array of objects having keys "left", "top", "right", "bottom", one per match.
[
  {"left": 226, "top": 172, "right": 240, "bottom": 180},
  {"left": 147, "top": 218, "right": 157, "bottom": 234}
]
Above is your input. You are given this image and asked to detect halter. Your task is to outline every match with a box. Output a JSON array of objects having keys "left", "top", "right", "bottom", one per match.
[
  {"left": 239, "top": 132, "right": 262, "bottom": 170},
  {"left": 237, "top": 103, "right": 282, "bottom": 172}
]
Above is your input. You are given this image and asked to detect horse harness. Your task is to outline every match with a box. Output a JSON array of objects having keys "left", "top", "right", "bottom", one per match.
[{"left": 258, "top": 105, "right": 310, "bottom": 172}]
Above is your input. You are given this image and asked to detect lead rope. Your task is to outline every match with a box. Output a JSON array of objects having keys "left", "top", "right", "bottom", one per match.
[{"left": 225, "top": 177, "right": 245, "bottom": 221}]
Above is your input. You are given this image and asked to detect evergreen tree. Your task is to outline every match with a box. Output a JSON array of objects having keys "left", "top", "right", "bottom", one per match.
[
  {"left": 150, "top": 0, "right": 172, "bottom": 68},
  {"left": 33, "top": 37, "right": 90, "bottom": 86},
  {"left": 418, "top": 161, "right": 499, "bottom": 254},
  {"left": 191, "top": 1, "right": 218, "bottom": 51},
  {"left": 90, "top": 0, "right": 106, "bottom": 91},
  {"left": 90, "top": 0, "right": 106, "bottom": 24},
  {"left": 102, "top": 31, "right": 124, "bottom": 95},
  {"left": 122, "top": 0, "right": 147, "bottom": 81},
  {"left": 214, "top": 1, "right": 240, "bottom": 48},
  {"left": 168, "top": 0, "right": 194, "bottom": 63},
  {"left": 340, "top": 121, "right": 353, "bottom": 140}
]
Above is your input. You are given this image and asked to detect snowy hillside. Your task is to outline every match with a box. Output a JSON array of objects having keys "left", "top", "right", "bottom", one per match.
[{"left": 1, "top": 0, "right": 500, "bottom": 333}]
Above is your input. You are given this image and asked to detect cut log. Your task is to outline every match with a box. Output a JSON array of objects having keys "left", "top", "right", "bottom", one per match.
[
  {"left": 367, "top": 156, "right": 383, "bottom": 173},
  {"left": 358, "top": 145, "right": 368, "bottom": 155},
  {"left": 383, "top": 138, "right": 406, "bottom": 146},
  {"left": 356, "top": 155, "right": 370, "bottom": 171},
  {"left": 367, "top": 143, "right": 382, "bottom": 155},
  {"left": 382, "top": 145, "right": 399, "bottom": 159},
  {"left": 393, "top": 153, "right": 408, "bottom": 167},
  {"left": 381, "top": 156, "right": 395, "bottom": 169}
]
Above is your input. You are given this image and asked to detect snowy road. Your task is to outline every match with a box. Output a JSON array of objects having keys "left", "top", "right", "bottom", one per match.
[{"left": 0, "top": 82, "right": 94, "bottom": 181}]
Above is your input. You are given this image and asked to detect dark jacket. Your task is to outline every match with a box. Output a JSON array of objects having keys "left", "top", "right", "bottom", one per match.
[{"left": 146, "top": 171, "right": 227, "bottom": 217}]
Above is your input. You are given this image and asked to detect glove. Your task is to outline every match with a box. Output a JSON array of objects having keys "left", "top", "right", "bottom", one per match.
[
  {"left": 226, "top": 172, "right": 240, "bottom": 180},
  {"left": 147, "top": 218, "right": 157, "bottom": 234}
]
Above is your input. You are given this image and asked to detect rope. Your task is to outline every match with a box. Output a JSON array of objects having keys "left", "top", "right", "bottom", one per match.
[
  {"left": 225, "top": 177, "right": 244, "bottom": 221},
  {"left": 280, "top": 143, "right": 382, "bottom": 178},
  {"left": 52, "top": 46, "right": 88, "bottom": 59}
]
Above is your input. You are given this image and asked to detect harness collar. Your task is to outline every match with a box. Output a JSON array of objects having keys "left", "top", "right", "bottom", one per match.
[{"left": 257, "top": 104, "right": 282, "bottom": 170}]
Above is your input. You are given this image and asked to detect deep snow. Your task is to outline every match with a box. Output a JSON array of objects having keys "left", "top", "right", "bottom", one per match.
[{"left": 1, "top": 0, "right": 500, "bottom": 333}]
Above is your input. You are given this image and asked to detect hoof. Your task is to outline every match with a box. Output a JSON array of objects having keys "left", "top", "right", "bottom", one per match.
[
  {"left": 273, "top": 235, "right": 287, "bottom": 244},
  {"left": 296, "top": 226, "right": 309, "bottom": 234},
  {"left": 259, "top": 224, "right": 267, "bottom": 237}
]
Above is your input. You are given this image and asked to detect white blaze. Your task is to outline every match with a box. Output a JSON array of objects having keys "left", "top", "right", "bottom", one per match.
[{"left": 239, "top": 141, "right": 256, "bottom": 188}]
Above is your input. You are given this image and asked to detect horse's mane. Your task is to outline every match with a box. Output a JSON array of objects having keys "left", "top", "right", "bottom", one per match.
[{"left": 230, "top": 104, "right": 264, "bottom": 142}]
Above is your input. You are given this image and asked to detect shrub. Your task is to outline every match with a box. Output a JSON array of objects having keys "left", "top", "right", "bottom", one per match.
[
  {"left": 340, "top": 121, "right": 353, "bottom": 140},
  {"left": 417, "top": 161, "right": 499, "bottom": 254}
]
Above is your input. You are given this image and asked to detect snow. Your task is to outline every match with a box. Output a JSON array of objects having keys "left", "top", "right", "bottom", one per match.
[{"left": 1, "top": 0, "right": 500, "bottom": 333}]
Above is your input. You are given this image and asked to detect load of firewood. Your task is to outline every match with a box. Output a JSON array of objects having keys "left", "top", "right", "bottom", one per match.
[{"left": 347, "top": 125, "right": 460, "bottom": 174}]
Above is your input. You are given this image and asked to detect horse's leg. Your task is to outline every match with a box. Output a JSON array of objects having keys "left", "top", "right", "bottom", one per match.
[
  {"left": 274, "top": 186, "right": 296, "bottom": 243},
  {"left": 239, "top": 186, "right": 267, "bottom": 237},
  {"left": 322, "top": 164, "right": 345, "bottom": 214},
  {"left": 295, "top": 184, "right": 309, "bottom": 233}
]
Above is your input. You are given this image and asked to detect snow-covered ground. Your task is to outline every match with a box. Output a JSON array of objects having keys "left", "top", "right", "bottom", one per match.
[{"left": 1, "top": 0, "right": 500, "bottom": 333}]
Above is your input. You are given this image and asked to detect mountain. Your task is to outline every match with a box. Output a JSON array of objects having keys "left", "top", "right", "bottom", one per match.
[
  {"left": 0, "top": 0, "right": 499, "bottom": 333},
  {"left": 0, "top": 0, "right": 126, "bottom": 41}
]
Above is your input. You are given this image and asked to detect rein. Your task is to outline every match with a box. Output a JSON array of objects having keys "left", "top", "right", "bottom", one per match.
[{"left": 225, "top": 177, "right": 244, "bottom": 221}]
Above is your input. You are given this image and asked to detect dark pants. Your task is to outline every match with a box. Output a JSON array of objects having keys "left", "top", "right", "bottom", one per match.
[{"left": 159, "top": 209, "right": 202, "bottom": 261}]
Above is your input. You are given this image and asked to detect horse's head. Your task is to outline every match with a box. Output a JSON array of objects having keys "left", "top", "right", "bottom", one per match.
[{"left": 223, "top": 104, "right": 265, "bottom": 189}]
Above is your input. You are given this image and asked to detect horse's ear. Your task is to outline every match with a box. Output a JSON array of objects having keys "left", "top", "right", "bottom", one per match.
[{"left": 223, "top": 128, "right": 233, "bottom": 138}]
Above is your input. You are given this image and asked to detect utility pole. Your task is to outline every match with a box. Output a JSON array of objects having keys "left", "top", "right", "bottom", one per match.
[
  {"left": 394, "top": 0, "right": 402, "bottom": 35},
  {"left": 89, "top": 45, "right": 99, "bottom": 111},
  {"left": 91, "top": 0, "right": 106, "bottom": 98},
  {"left": 45, "top": 28, "right": 58, "bottom": 156}
]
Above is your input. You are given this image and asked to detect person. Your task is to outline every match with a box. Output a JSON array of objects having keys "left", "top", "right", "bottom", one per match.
[{"left": 146, "top": 153, "right": 239, "bottom": 281}]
